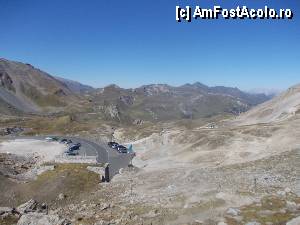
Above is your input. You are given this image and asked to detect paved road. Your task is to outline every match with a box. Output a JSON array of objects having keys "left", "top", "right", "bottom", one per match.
[
  {"left": 7, "top": 135, "right": 134, "bottom": 178},
  {"left": 69, "top": 137, "right": 134, "bottom": 177}
]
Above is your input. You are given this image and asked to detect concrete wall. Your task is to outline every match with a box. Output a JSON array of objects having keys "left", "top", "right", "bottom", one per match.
[{"left": 53, "top": 155, "right": 97, "bottom": 164}]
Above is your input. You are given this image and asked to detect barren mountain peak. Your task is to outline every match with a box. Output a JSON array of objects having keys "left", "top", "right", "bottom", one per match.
[{"left": 235, "top": 82, "right": 300, "bottom": 125}]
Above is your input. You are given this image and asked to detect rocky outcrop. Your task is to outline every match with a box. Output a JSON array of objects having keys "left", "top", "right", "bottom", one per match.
[
  {"left": 0, "top": 126, "right": 23, "bottom": 136},
  {"left": 133, "top": 119, "right": 143, "bottom": 125},
  {"left": 141, "top": 84, "right": 172, "bottom": 96},
  {"left": 287, "top": 216, "right": 300, "bottom": 225},
  {"left": 98, "top": 105, "right": 120, "bottom": 120},
  {"left": 0, "top": 72, "right": 15, "bottom": 92},
  {"left": 1, "top": 199, "right": 70, "bottom": 225},
  {"left": 17, "top": 199, "right": 46, "bottom": 214},
  {"left": 57, "top": 193, "right": 66, "bottom": 201},
  {"left": 119, "top": 95, "right": 134, "bottom": 105},
  {"left": 17, "top": 213, "right": 69, "bottom": 225},
  {"left": 0, "top": 207, "right": 13, "bottom": 217}
]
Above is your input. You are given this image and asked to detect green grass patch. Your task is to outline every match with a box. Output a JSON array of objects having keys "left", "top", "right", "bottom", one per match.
[
  {"left": 0, "top": 164, "right": 100, "bottom": 207},
  {"left": 0, "top": 216, "right": 19, "bottom": 225},
  {"left": 27, "top": 164, "right": 100, "bottom": 202}
]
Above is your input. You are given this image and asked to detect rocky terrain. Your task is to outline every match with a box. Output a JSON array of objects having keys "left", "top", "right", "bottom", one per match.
[
  {"left": 1, "top": 101, "right": 300, "bottom": 224},
  {"left": 0, "top": 198, "right": 70, "bottom": 225},
  {"left": 234, "top": 84, "right": 300, "bottom": 125},
  {"left": 0, "top": 58, "right": 299, "bottom": 224}
]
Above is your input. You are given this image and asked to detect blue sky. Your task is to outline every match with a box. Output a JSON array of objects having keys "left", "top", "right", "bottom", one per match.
[{"left": 0, "top": 0, "right": 299, "bottom": 90}]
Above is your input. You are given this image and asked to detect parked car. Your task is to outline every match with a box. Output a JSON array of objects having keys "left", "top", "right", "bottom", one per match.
[
  {"left": 117, "top": 145, "right": 128, "bottom": 154},
  {"left": 108, "top": 142, "right": 119, "bottom": 149},
  {"left": 69, "top": 145, "right": 80, "bottom": 151},
  {"left": 73, "top": 143, "right": 81, "bottom": 147},
  {"left": 45, "top": 137, "right": 59, "bottom": 141},
  {"left": 60, "top": 139, "right": 68, "bottom": 143}
]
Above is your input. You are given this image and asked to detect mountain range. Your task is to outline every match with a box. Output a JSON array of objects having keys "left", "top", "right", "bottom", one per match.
[
  {"left": 0, "top": 58, "right": 272, "bottom": 122},
  {"left": 88, "top": 82, "right": 272, "bottom": 122}
]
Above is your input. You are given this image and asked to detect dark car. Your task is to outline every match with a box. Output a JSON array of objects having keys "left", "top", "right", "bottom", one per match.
[
  {"left": 117, "top": 145, "right": 127, "bottom": 154},
  {"left": 76, "top": 142, "right": 81, "bottom": 147},
  {"left": 53, "top": 137, "right": 59, "bottom": 141},
  {"left": 60, "top": 139, "right": 68, "bottom": 143},
  {"left": 74, "top": 143, "right": 81, "bottom": 147},
  {"left": 108, "top": 142, "right": 119, "bottom": 149},
  {"left": 69, "top": 145, "right": 80, "bottom": 151}
]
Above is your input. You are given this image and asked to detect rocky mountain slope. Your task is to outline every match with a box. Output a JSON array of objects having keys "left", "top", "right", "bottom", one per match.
[
  {"left": 89, "top": 82, "right": 272, "bottom": 122},
  {"left": 235, "top": 83, "right": 300, "bottom": 125},
  {"left": 0, "top": 58, "right": 81, "bottom": 114},
  {"left": 109, "top": 83, "right": 300, "bottom": 224}
]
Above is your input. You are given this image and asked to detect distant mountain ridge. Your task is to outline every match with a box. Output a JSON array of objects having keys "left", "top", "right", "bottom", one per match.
[
  {"left": 89, "top": 82, "right": 272, "bottom": 122},
  {"left": 55, "top": 76, "right": 94, "bottom": 94}
]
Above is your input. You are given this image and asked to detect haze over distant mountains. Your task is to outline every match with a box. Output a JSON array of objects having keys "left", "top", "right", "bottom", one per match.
[
  {"left": 247, "top": 88, "right": 282, "bottom": 97},
  {"left": 0, "top": 58, "right": 273, "bottom": 122}
]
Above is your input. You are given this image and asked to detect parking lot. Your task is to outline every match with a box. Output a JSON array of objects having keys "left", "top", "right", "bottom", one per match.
[
  {"left": 44, "top": 136, "right": 135, "bottom": 177},
  {"left": 1, "top": 136, "right": 135, "bottom": 179}
]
